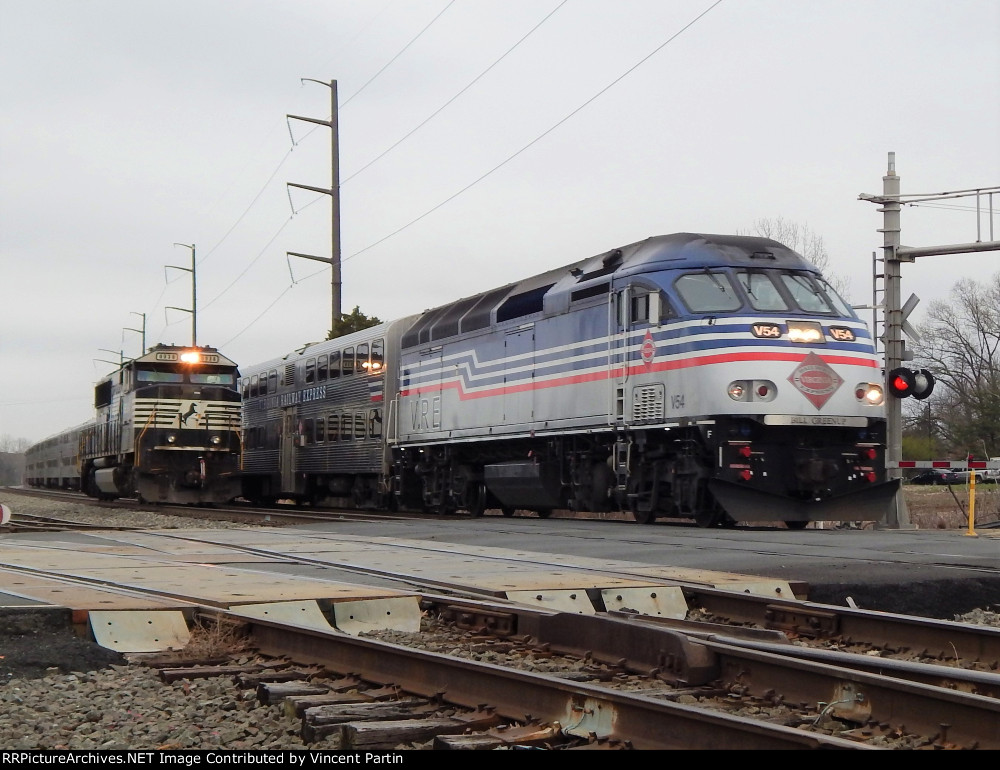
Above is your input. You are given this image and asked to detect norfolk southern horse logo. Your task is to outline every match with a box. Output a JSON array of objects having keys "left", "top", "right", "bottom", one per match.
[{"left": 178, "top": 401, "right": 201, "bottom": 427}]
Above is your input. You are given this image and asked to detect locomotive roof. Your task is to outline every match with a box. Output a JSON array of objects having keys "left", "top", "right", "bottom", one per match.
[
  {"left": 401, "top": 232, "right": 820, "bottom": 347},
  {"left": 134, "top": 344, "right": 238, "bottom": 368}
]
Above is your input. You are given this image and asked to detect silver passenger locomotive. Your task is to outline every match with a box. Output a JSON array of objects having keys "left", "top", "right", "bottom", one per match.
[{"left": 239, "top": 233, "right": 895, "bottom": 527}]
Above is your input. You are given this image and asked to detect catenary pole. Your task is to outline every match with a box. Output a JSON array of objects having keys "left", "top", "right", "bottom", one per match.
[{"left": 287, "top": 79, "right": 341, "bottom": 334}]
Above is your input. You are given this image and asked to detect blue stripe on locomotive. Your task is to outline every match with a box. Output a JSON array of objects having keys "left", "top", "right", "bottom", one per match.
[{"left": 401, "top": 317, "right": 875, "bottom": 394}]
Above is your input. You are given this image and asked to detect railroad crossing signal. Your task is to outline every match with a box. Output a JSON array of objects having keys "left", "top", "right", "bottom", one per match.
[{"left": 886, "top": 367, "right": 935, "bottom": 400}]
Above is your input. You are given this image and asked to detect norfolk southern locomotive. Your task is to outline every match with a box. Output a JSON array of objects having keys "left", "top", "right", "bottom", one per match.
[
  {"left": 239, "top": 233, "right": 896, "bottom": 527},
  {"left": 26, "top": 344, "right": 242, "bottom": 505}
]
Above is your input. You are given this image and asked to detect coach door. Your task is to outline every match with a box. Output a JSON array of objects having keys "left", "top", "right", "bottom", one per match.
[{"left": 280, "top": 407, "right": 297, "bottom": 492}]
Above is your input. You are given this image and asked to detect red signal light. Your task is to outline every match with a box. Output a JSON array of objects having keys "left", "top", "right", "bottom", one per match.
[{"left": 887, "top": 367, "right": 935, "bottom": 400}]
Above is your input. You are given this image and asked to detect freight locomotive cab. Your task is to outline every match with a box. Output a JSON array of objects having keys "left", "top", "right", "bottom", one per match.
[{"left": 79, "top": 344, "right": 242, "bottom": 505}]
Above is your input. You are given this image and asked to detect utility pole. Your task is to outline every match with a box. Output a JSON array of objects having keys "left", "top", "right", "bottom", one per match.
[
  {"left": 287, "top": 78, "right": 342, "bottom": 334},
  {"left": 860, "top": 152, "right": 1000, "bottom": 529},
  {"left": 125, "top": 311, "right": 146, "bottom": 356},
  {"left": 167, "top": 243, "right": 197, "bottom": 346}
]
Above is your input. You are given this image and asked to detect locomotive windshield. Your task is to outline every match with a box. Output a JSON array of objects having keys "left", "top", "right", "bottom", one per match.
[
  {"left": 674, "top": 271, "right": 742, "bottom": 312},
  {"left": 136, "top": 370, "right": 236, "bottom": 386},
  {"left": 675, "top": 269, "right": 856, "bottom": 318}
]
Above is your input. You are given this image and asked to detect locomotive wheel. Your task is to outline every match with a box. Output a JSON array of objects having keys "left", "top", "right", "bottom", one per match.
[
  {"left": 785, "top": 521, "right": 810, "bottom": 530},
  {"left": 467, "top": 482, "right": 487, "bottom": 518},
  {"left": 694, "top": 509, "right": 723, "bottom": 528},
  {"left": 500, "top": 506, "right": 516, "bottom": 517},
  {"left": 630, "top": 504, "right": 657, "bottom": 525},
  {"left": 536, "top": 510, "right": 552, "bottom": 519}
]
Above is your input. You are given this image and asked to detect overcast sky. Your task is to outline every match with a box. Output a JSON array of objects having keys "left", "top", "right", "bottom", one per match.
[{"left": 2, "top": 0, "right": 998, "bottom": 445}]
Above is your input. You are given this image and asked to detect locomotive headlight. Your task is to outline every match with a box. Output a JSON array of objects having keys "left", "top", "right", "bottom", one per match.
[
  {"left": 180, "top": 350, "right": 201, "bottom": 364},
  {"left": 786, "top": 321, "right": 824, "bottom": 343},
  {"left": 856, "top": 382, "right": 884, "bottom": 405},
  {"left": 728, "top": 382, "right": 747, "bottom": 401},
  {"left": 167, "top": 433, "right": 177, "bottom": 444},
  {"left": 211, "top": 435, "right": 222, "bottom": 445}
]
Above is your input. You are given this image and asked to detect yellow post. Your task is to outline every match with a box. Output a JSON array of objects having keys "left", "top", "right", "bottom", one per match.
[{"left": 965, "top": 466, "right": 978, "bottom": 538}]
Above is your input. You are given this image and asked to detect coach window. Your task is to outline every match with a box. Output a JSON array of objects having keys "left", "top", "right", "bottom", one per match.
[
  {"left": 368, "top": 408, "right": 382, "bottom": 438},
  {"left": 341, "top": 413, "right": 353, "bottom": 440},
  {"left": 354, "top": 411, "right": 365, "bottom": 439},
  {"left": 241, "top": 378, "right": 250, "bottom": 399},
  {"left": 258, "top": 373, "right": 268, "bottom": 396},
  {"left": 371, "top": 339, "right": 384, "bottom": 373},
  {"left": 250, "top": 374, "right": 259, "bottom": 398},
  {"left": 357, "top": 343, "right": 370, "bottom": 373},
  {"left": 303, "top": 419, "right": 314, "bottom": 445},
  {"left": 315, "top": 417, "right": 325, "bottom": 444},
  {"left": 327, "top": 413, "right": 339, "bottom": 441},
  {"left": 674, "top": 272, "right": 742, "bottom": 313},
  {"left": 329, "top": 350, "right": 341, "bottom": 379},
  {"left": 305, "top": 358, "right": 316, "bottom": 384},
  {"left": 343, "top": 347, "right": 355, "bottom": 376},
  {"left": 318, "top": 354, "right": 328, "bottom": 381},
  {"left": 268, "top": 370, "right": 277, "bottom": 394}
]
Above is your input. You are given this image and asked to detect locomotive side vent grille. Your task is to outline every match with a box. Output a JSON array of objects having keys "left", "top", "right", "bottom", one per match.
[
  {"left": 632, "top": 384, "right": 665, "bottom": 422},
  {"left": 284, "top": 364, "right": 296, "bottom": 386}
]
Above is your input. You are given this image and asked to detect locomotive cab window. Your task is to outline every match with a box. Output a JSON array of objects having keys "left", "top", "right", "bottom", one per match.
[
  {"left": 780, "top": 273, "right": 835, "bottom": 314},
  {"left": 816, "top": 278, "right": 855, "bottom": 317},
  {"left": 674, "top": 272, "right": 742, "bottom": 313},
  {"left": 268, "top": 370, "right": 277, "bottom": 393},
  {"left": 343, "top": 347, "right": 355, "bottom": 376},
  {"left": 629, "top": 291, "right": 666, "bottom": 325},
  {"left": 136, "top": 371, "right": 184, "bottom": 383},
  {"left": 735, "top": 271, "right": 789, "bottom": 311},
  {"left": 191, "top": 372, "right": 235, "bottom": 387},
  {"left": 329, "top": 350, "right": 340, "bottom": 379},
  {"left": 305, "top": 358, "right": 316, "bottom": 384},
  {"left": 357, "top": 343, "right": 370, "bottom": 373},
  {"left": 318, "top": 355, "right": 328, "bottom": 382},
  {"left": 371, "top": 339, "right": 384, "bottom": 373}
]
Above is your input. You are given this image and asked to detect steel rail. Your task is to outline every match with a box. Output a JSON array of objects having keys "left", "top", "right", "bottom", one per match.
[
  {"left": 679, "top": 584, "right": 1000, "bottom": 664},
  {"left": 233, "top": 611, "right": 877, "bottom": 751}
]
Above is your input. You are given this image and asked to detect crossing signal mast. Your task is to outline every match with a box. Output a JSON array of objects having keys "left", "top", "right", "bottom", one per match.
[{"left": 860, "top": 152, "right": 1000, "bottom": 528}]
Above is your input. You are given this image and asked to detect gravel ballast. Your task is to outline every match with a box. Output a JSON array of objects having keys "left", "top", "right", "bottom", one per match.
[{"left": 1, "top": 491, "right": 998, "bottom": 750}]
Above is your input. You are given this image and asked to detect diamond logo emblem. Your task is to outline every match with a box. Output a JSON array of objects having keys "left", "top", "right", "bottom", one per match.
[{"left": 787, "top": 353, "right": 843, "bottom": 410}]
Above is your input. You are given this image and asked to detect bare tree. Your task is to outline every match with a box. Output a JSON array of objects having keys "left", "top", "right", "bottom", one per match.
[
  {"left": 911, "top": 275, "right": 1000, "bottom": 458},
  {"left": 0, "top": 434, "right": 31, "bottom": 452},
  {"left": 739, "top": 217, "right": 851, "bottom": 300}
]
